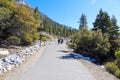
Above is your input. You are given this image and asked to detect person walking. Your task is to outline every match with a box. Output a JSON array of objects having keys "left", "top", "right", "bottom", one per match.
[{"left": 58, "top": 38, "right": 60, "bottom": 44}]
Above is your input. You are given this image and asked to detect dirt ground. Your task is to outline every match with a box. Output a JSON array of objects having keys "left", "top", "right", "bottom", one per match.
[{"left": 80, "top": 59, "right": 119, "bottom": 80}]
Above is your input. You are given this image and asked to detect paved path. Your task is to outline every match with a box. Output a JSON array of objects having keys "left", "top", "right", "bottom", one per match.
[{"left": 18, "top": 44, "right": 96, "bottom": 80}]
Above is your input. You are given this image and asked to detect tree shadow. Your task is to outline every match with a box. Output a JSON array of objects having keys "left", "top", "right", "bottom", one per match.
[
  {"left": 57, "top": 53, "right": 96, "bottom": 63},
  {"left": 57, "top": 50, "right": 71, "bottom": 54},
  {"left": 58, "top": 54, "right": 74, "bottom": 59}
]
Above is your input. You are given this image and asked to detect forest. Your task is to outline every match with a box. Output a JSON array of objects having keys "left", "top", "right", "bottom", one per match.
[
  {"left": 0, "top": 0, "right": 76, "bottom": 46},
  {"left": 69, "top": 9, "right": 120, "bottom": 78}
]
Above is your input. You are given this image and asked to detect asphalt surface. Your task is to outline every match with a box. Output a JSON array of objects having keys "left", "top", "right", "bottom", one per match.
[{"left": 17, "top": 43, "right": 96, "bottom": 80}]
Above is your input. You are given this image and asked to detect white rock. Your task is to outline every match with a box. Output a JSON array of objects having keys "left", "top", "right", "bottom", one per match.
[
  {"left": 0, "top": 66, "right": 3, "bottom": 74},
  {"left": 100, "top": 65, "right": 105, "bottom": 68},
  {"left": 6, "top": 65, "right": 14, "bottom": 71},
  {"left": 0, "top": 50, "right": 9, "bottom": 55}
]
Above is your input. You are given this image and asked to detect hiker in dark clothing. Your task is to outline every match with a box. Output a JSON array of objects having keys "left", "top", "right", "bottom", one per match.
[
  {"left": 58, "top": 38, "right": 60, "bottom": 44},
  {"left": 61, "top": 38, "right": 64, "bottom": 44}
]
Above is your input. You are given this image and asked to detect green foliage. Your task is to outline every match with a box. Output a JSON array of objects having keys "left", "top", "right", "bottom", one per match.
[
  {"left": 0, "top": 7, "right": 10, "bottom": 19},
  {"left": 105, "top": 62, "right": 120, "bottom": 78},
  {"left": 1, "top": 36, "right": 21, "bottom": 46},
  {"left": 70, "top": 27, "right": 111, "bottom": 62},
  {"left": 93, "top": 9, "right": 112, "bottom": 34},
  {"left": 42, "top": 37, "right": 48, "bottom": 42},
  {"left": 41, "top": 35, "right": 51, "bottom": 42},
  {"left": 42, "top": 17, "right": 76, "bottom": 37},
  {"left": 115, "top": 70, "right": 120, "bottom": 78},
  {"left": 0, "top": 0, "right": 41, "bottom": 46},
  {"left": 22, "top": 32, "right": 33, "bottom": 43},
  {"left": 93, "top": 9, "right": 120, "bottom": 57},
  {"left": 105, "top": 62, "right": 119, "bottom": 74},
  {"left": 115, "top": 49, "right": 120, "bottom": 68},
  {"left": 79, "top": 13, "right": 87, "bottom": 29},
  {"left": 115, "top": 49, "right": 120, "bottom": 60},
  {"left": 32, "top": 31, "right": 40, "bottom": 41},
  {"left": 0, "top": 0, "right": 75, "bottom": 46},
  {"left": 5, "top": 36, "right": 21, "bottom": 45}
]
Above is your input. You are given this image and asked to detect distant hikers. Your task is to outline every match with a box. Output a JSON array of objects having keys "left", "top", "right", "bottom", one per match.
[
  {"left": 58, "top": 38, "right": 60, "bottom": 44},
  {"left": 58, "top": 38, "right": 64, "bottom": 44}
]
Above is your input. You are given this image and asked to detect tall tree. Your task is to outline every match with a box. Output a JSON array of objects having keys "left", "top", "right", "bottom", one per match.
[
  {"left": 79, "top": 14, "right": 87, "bottom": 29},
  {"left": 93, "top": 9, "right": 112, "bottom": 34},
  {"left": 110, "top": 15, "right": 119, "bottom": 36},
  {"left": 109, "top": 15, "right": 120, "bottom": 52}
]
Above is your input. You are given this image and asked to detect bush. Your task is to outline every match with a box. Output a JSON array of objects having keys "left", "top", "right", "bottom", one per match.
[
  {"left": 21, "top": 32, "right": 33, "bottom": 45},
  {"left": 32, "top": 32, "right": 40, "bottom": 41},
  {"left": 42, "top": 37, "right": 48, "bottom": 42},
  {"left": 115, "top": 70, "right": 120, "bottom": 78},
  {"left": 105, "top": 62, "right": 119, "bottom": 74},
  {"left": 115, "top": 49, "right": 120, "bottom": 60},
  {"left": 1, "top": 36, "right": 21, "bottom": 46},
  {"left": 115, "top": 49, "right": 120, "bottom": 68},
  {"left": 70, "top": 27, "right": 111, "bottom": 63}
]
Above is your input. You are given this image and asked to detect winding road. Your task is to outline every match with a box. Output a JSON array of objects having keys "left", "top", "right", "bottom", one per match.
[{"left": 17, "top": 43, "right": 96, "bottom": 80}]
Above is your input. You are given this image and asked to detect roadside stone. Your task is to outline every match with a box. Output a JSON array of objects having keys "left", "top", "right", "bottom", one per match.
[
  {"left": 0, "top": 41, "right": 44, "bottom": 74},
  {"left": 0, "top": 50, "right": 9, "bottom": 55}
]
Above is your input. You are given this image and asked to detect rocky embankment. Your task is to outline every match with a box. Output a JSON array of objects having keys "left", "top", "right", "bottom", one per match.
[{"left": 0, "top": 41, "right": 54, "bottom": 80}]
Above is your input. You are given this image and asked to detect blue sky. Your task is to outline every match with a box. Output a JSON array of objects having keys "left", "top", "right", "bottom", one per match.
[{"left": 25, "top": 0, "right": 120, "bottom": 29}]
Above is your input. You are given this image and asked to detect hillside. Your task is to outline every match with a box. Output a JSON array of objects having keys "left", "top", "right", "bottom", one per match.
[
  {"left": 0, "top": 0, "right": 77, "bottom": 47},
  {"left": 39, "top": 11, "right": 77, "bottom": 37}
]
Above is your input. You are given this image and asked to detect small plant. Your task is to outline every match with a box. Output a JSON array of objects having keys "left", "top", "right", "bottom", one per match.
[
  {"left": 105, "top": 62, "right": 119, "bottom": 74},
  {"left": 115, "top": 70, "right": 120, "bottom": 78},
  {"left": 2, "top": 36, "right": 21, "bottom": 46},
  {"left": 115, "top": 49, "right": 120, "bottom": 60},
  {"left": 115, "top": 49, "right": 120, "bottom": 68}
]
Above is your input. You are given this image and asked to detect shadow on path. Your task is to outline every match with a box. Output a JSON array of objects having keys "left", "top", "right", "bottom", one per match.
[
  {"left": 57, "top": 50, "right": 71, "bottom": 54},
  {"left": 57, "top": 51, "right": 96, "bottom": 63}
]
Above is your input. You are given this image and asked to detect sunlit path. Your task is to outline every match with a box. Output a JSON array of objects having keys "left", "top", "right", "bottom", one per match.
[{"left": 17, "top": 44, "right": 95, "bottom": 80}]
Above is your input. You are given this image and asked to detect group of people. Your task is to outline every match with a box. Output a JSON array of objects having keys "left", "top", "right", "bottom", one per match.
[{"left": 58, "top": 38, "right": 64, "bottom": 44}]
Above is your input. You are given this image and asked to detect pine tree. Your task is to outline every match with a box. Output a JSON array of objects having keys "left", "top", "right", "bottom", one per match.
[
  {"left": 109, "top": 15, "right": 120, "bottom": 52},
  {"left": 79, "top": 14, "right": 87, "bottom": 29},
  {"left": 93, "top": 9, "right": 112, "bottom": 34},
  {"left": 111, "top": 15, "right": 119, "bottom": 37}
]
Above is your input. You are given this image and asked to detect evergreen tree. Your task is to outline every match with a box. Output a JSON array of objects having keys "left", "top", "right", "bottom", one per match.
[
  {"left": 109, "top": 15, "right": 120, "bottom": 52},
  {"left": 110, "top": 15, "right": 119, "bottom": 36},
  {"left": 0, "top": 0, "right": 40, "bottom": 46},
  {"left": 93, "top": 9, "right": 112, "bottom": 34},
  {"left": 42, "top": 16, "right": 76, "bottom": 37},
  {"left": 79, "top": 14, "right": 87, "bottom": 29},
  {"left": 93, "top": 9, "right": 120, "bottom": 60}
]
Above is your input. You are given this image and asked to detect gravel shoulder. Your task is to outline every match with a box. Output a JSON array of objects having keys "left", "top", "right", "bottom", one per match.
[
  {"left": 0, "top": 46, "right": 46, "bottom": 80},
  {"left": 79, "top": 58, "right": 119, "bottom": 80}
]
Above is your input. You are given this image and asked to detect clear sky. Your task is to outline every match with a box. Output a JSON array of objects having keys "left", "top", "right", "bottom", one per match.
[{"left": 25, "top": 0, "right": 120, "bottom": 29}]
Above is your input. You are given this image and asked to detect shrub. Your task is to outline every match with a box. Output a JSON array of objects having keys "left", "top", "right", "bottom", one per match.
[
  {"left": 70, "top": 27, "right": 111, "bottom": 63},
  {"left": 2, "top": 36, "right": 21, "bottom": 46},
  {"left": 42, "top": 37, "right": 48, "bottom": 42},
  {"left": 115, "top": 49, "right": 120, "bottom": 68},
  {"left": 21, "top": 32, "right": 33, "bottom": 45},
  {"left": 32, "top": 32, "right": 40, "bottom": 41},
  {"left": 115, "top": 70, "right": 120, "bottom": 78},
  {"left": 105, "top": 62, "right": 119, "bottom": 74},
  {"left": 115, "top": 49, "right": 120, "bottom": 60}
]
